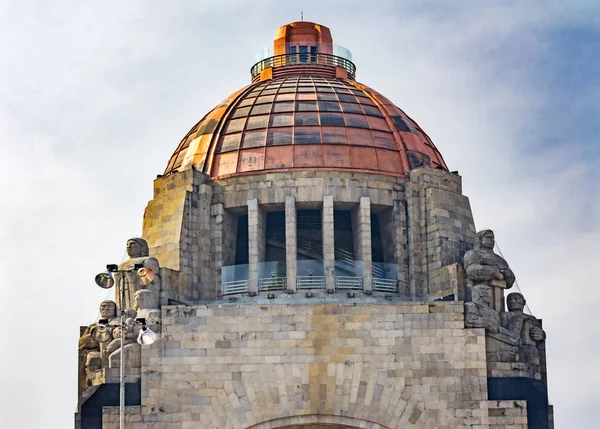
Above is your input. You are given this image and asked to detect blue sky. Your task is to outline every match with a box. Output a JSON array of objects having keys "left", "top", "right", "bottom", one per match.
[{"left": 0, "top": 1, "right": 598, "bottom": 427}]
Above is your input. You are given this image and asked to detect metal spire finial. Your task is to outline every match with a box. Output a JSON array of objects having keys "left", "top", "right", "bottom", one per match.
[{"left": 301, "top": 10, "right": 304, "bottom": 22}]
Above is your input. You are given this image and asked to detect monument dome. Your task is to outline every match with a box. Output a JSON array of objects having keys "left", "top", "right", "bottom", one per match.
[{"left": 165, "top": 22, "right": 447, "bottom": 178}]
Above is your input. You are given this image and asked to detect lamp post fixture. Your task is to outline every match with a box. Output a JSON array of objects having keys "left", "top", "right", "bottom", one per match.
[{"left": 93, "top": 263, "right": 157, "bottom": 429}]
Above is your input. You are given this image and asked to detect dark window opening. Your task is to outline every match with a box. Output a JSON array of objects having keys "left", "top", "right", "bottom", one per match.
[
  {"left": 335, "top": 210, "right": 356, "bottom": 276},
  {"left": 235, "top": 215, "right": 249, "bottom": 265},
  {"left": 296, "top": 210, "right": 323, "bottom": 261},
  {"left": 264, "top": 211, "right": 286, "bottom": 277}
]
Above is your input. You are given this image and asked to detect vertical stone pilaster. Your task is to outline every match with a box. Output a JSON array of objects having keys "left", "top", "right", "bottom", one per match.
[
  {"left": 248, "top": 198, "right": 265, "bottom": 295},
  {"left": 322, "top": 195, "right": 335, "bottom": 292},
  {"left": 285, "top": 196, "right": 297, "bottom": 292},
  {"left": 355, "top": 197, "right": 373, "bottom": 293}
]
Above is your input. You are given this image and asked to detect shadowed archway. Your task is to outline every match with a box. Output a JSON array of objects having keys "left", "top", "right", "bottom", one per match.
[{"left": 247, "top": 415, "right": 392, "bottom": 429}]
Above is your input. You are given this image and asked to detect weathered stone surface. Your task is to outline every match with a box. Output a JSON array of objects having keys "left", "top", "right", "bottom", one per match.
[
  {"left": 102, "top": 300, "right": 502, "bottom": 429},
  {"left": 463, "top": 230, "right": 514, "bottom": 312}
]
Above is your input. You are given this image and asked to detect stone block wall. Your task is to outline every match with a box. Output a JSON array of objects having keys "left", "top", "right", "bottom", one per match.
[
  {"left": 143, "top": 167, "right": 210, "bottom": 303},
  {"left": 101, "top": 300, "right": 530, "bottom": 429},
  {"left": 407, "top": 167, "right": 476, "bottom": 298}
]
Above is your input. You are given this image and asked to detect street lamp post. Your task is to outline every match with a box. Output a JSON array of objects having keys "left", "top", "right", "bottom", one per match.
[{"left": 93, "top": 263, "right": 157, "bottom": 429}]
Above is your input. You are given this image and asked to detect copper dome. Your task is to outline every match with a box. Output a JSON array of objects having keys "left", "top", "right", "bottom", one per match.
[{"left": 165, "top": 23, "right": 447, "bottom": 179}]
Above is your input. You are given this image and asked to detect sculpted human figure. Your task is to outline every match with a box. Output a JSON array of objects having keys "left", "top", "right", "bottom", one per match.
[
  {"left": 133, "top": 289, "right": 161, "bottom": 333},
  {"left": 463, "top": 230, "right": 515, "bottom": 312},
  {"left": 464, "top": 284, "right": 520, "bottom": 362},
  {"left": 501, "top": 292, "right": 546, "bottom": 363},
  {"left": 78, "top": 300, "right": 119, "bottom": 378},
  {"left": 115, "top": 237, "right": 160, "bottom": 310}
]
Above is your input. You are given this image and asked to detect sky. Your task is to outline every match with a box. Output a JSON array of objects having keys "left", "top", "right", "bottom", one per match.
[{"left": 0, "top": 0, "right": 598, "bottom": 427}]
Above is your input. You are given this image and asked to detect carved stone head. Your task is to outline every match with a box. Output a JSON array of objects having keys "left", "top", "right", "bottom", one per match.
[
  {"left": 99, "top": 300, "right": 117, "bottom": 319},
  {"left": 126, "top": 238, "right": 149, "bottom": 258},
  {"left": 475, "top": 229, "right": 495, "bottom": 250},
  {"left": 134, "top": 289, "right": 154, "bottom": 311},
  {"left": 506, "top": 292, "right": 526, "bottom": 311},
  {"left": 472, "top": 284, "right": 493, "bottom": 308}
]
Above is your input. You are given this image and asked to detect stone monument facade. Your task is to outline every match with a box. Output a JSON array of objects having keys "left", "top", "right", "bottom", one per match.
[{"left": 75, "top": 20, "right": 553, "bottom": 429}]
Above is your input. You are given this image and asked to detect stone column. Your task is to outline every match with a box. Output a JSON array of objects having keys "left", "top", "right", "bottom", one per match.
[
  {"left": 355, "top": 197, "right": 373, "bottom": 294},
  {"left": 322, "top": 195, "right": 335, "bottom": 293},
  {"left": 248, "top": 198, "right": 266, "bottom": 295},
  {"left": 285, "top": 196, "right": 297, "bottom": 293}
]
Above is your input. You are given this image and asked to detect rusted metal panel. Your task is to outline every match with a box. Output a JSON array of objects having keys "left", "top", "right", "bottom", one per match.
[
  {"left": 294, "top": 145, "right": 323, "bottom": 167},
  {"left": 265, "top": 146, "right": 294, "bottom": 169},
  {"left": 238, "top": 148, "right": 266, "bottom": 172},
  {"left": 212, "top": 152, "right": 239, "bottom": 177},
  {"left": 350, "top": 146, "right": 379, "bottom": 171},
  {"left": 376, "top": 148, "right": 403, "bottom": 174},
  {"left": 323, "top": 145, "right": 350, "bottom": 167}
]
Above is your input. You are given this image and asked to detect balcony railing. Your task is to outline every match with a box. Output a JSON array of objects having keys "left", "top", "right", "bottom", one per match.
[
  {"left": 251, "top": 53, "right": 356, "bottom": 81},
  {"left": 372, "top": 262, "right": 399, "bottom": 293}
]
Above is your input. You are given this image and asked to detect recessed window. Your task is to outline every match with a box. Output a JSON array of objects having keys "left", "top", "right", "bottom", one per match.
[
  {"left": 341, "top": 103, "right": 363, "bottom": 114},
  {"left": 317, "top": 93, "right": 338, "bottom": 101},
  {"left": 344, "top": 114, "right": 369, "bottom": 128},
  {"left": 273, "top": 102, "right": 294, "bottom": 113},
  {"left": 337, "top": 94, "right": 357, "bottom": 103},
  {"left": 322, "top": 127, "right": 348, "bottom": 144},
  {"left": 275, "top": 93, "right": 295, "bottom": 101},
  {"left": 320, "top": 112, "right": 345, "bottom": 126},
  {"left": 297, "top": 93, "right": 317, "bottom": 101},
  {"left": 256, "top": 95, "right": 275, "bottom": 104},
  {"left": 294, "top": 127, "right": 321, "bottom": 144},
  {"left": 237, "top": 97, "right": 256, "bottom": 107},
  {"left": 242, "top": 130, "right": 266, "bottom": 148},
  {"left": 316, "top": 86, "right": 334, "bottom": 93},
  {"left": 269, "top": 113, "right": 294, "bottom": 127},
  {"left": 231, "top": 107, "right": 251, "bottom": 119},
  {"left": 363, "top": 105, "right": 383, "bottom": 117},
  {"left": 246, "top": 115, "right": 269, "bottom": 130},
  {"left": 295, "top": 112, "right": 319, "bottom": 126},
  {"left": 223, "top": 118, "right": 246, "bottom": 134},
  {"left": 318, "top": 101, "right": 342, "bottom": 112},
  {"left": 267, "top": 128, "right": 293, "bottom": 146},
  {"left": 218, "top": 134, "right": 242, "bottom": 152},
  {"left": 296, "top": 101, "right": 318, "bottom": 111},
  {"left": 250, "top": 104, "right": 271, "bottom": 116}
]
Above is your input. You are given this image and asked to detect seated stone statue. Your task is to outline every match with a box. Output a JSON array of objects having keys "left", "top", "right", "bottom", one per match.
[
  {"left": 464, "top": 284, "right": 520, "bottom": 362},
  {"left": 501, "top": 292, "right": 546, "bottom": 363},
  {"left": 78, "top": 300, "right": 119, "bottom": 378},
  {"left": 133, "top": 289, "right": 161, "bottom": 333},
  {"left": 115, "top": 237, "right": 160, "bottom": 310},
  {"left": 107, "top": 313, "right": 140, "bottom": 369},
  {"left": 463, "top": 230, "right": 515, "bottom": 312}
]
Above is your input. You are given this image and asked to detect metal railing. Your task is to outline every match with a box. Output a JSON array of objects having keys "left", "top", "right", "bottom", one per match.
[
  {"left": 335, "top": 276, "right": 363, "bottom": 290},
  {"left": 251, "top": 53, "right": 356, "bottom": 80},
  {"left": 259, "top": 277, "right": 287, "bottom": 291},
  {"left": 222, "top": 279, "right": 249, "bottom": 296},
  {"left": 373, "top": 278, "right": 398, "bottom": 293},
  {"left": 297, "top": 276, "right": 326, "bottom": 289}
]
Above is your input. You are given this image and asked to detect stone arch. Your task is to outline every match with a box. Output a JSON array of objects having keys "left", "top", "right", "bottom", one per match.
[{"left": 247, "top": 415, "right": 392, "bottom": 429}]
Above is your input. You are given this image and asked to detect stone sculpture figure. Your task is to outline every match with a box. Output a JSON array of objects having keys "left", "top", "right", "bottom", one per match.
[
  {"left": 115, "top": 237, "right": 160, "bottom": 310},
  {"left": 133, "top": 289, "right": 161, "bottom": 333},
  {"left": 501, "top": 292, "right": 546, "bottom": 363},
  {"left": 106, "top": 290, "right": 160, "bottom": 370},
  {"left": 464, "top": 284, "right": 520, "bottom": 362},
  {"left": 78, "top": 300, "right": 119, "bottom": 380},
  {"left": 463, "top": 229, "right": 515, "bottom": 312}
]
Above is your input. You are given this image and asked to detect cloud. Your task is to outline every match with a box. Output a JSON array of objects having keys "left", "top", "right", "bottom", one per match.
[{"left": 0, "top": 1, "right": 597, "bottom": 427}]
